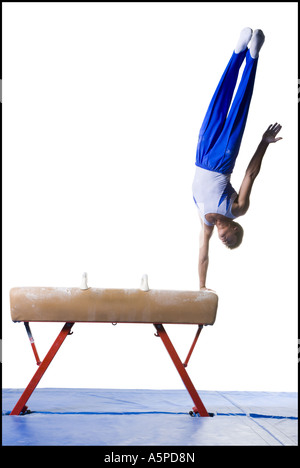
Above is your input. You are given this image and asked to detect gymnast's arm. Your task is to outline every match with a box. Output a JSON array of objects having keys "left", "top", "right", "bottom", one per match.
[
  {"left": 233, "top": 123, "right": 282, "bottom": 217},
  {"left": 198, "top": 218, "right": 214, "bottom": 291}
]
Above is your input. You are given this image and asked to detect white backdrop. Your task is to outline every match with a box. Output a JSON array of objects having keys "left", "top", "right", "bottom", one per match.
[{"left": 2, "top": 2, "right": 298, "bottom": 392}]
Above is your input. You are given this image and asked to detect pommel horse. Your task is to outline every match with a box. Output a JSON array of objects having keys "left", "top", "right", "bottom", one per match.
[{"left": 9, "top": 276, "right": 218, "bottom": 417}]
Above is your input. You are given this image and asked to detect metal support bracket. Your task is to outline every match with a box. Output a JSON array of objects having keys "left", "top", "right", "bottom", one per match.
[
  {"left": 183, "top": 324, "right": 203, "bottom": 368},
  {"left": 24, "top": 322, "right": 41, "bottom": 366}
]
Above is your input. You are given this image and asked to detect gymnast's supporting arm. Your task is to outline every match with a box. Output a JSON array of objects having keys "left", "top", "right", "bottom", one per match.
[{"left": 198, "top": 218, "right": 214, "bottom": 291}]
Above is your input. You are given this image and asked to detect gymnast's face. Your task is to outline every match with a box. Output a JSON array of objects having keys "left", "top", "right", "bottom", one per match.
[{"left": 217, "top": 224, "right": 238, "bottom": 249}]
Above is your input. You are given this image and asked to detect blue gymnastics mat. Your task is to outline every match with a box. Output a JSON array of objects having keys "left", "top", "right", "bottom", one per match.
[{"left": 2, "top": 388, "right": 297, "bottom": 446}]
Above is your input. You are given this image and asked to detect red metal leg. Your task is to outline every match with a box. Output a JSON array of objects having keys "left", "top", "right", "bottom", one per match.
[
  {"left": 10, "top": 322, "right": 74, "bottom": 415},
  {"left": 154, "top": 324, "right": 209, "bottom": 417}
]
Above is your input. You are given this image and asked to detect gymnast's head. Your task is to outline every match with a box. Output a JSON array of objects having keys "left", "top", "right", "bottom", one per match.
[{"left": 217, "top": 221, "right": 244, "bottom": 250}]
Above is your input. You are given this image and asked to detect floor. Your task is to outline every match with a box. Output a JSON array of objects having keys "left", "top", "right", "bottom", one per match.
[{"left": 2, "top": 388, "right": 297, "bottom": 446}]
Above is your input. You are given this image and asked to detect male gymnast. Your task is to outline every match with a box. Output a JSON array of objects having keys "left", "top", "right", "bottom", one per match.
[{"left": 192, "top": 28, "right": 282, "bottom": 290}]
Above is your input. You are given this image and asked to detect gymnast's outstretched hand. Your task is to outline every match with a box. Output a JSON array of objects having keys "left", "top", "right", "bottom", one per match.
[{"left": 262, "top": 123, "right": 283, "bottom": 144}]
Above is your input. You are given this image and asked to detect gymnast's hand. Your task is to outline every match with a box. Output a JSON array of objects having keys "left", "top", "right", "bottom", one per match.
[
  {"left": 200, "top": 286, "right": 215, "bottom": 292},
  {"left": 262, "top": 123, "right": 283, "bottom": 144}
]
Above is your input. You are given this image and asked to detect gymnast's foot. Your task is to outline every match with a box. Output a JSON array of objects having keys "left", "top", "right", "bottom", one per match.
[
  {"left": 235, "top": 27, "right": 253, "bottom": 54},
  {"left": 249, "top": 29, "right": 265, "bottom": 59}
]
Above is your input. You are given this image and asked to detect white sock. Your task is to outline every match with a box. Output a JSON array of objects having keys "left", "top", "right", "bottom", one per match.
[
  {"left": 235, "top": 27, "right": 253, "bottom": 54},
  {"left": 249, "top": 29, "right": 265, "bottom": 59}
]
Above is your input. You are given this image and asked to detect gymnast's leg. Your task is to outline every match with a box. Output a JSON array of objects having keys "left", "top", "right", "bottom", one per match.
[
  {"left": 196, "top": 29, "right": 265, "bottom": 174},
  {"left": 209, "top": 29, "right": 265, "bottom": 174},
  {"left": 196, "top": 28, "right": 252, "bottom": 170}
]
